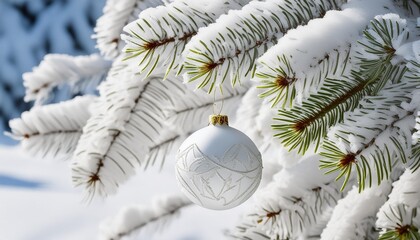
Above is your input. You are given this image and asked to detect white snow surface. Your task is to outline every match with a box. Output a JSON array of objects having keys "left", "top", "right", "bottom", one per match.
[{"left": 0, "top": 145, "right": 251, "bottom": 240}]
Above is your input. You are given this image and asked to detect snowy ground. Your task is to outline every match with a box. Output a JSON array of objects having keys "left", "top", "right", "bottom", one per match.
[{"left": 0, "top": 145, "right": 251, "bottom": 240}]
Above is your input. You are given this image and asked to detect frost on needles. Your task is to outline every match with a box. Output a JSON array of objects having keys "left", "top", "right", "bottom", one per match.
[{"left": 8, "top": 0, "right": 420, "bottom": 239}]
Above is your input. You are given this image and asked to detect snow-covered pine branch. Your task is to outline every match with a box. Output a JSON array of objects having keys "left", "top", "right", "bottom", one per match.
[
  {"left": 23, "top": 54, "right": 111, "bottom": 105},
  {"left": 143, "top": 134, "right": 184, "bottom": 171},
  {"left": 321, "top": 180, "right": 393, "bottom": 240},
  {"left": 321, "top": 162, "right": 403, "bottom": 240},
  {"left": 94, "top": 0, "right": 164, "bottom": 59},
  {"left": 230, "top": 155, "right": 344, "bottom": 240},
  {"left": 99, "top": 194, "right": 192, "bottom": 240},
  {"left": 8, "top": 95, "right": 96, "bottom": 158},
  {"left": 273, "top": 75, "right": 373, "bottom": 155},
  {"left": 321, "top": 85, "right": 420, "bottom": 192},
  {"left": 257, "top": 49, "right": 350, "bottom": 109},
  {"left": 71, "top": 71, "right": 185, "bottom": 198},
  {"left": 255, "top": 0, "right": 397, "bottom": 108},
  {"left": 122, "top": 0, "right": 249, "bottom": 79},
  {"left": 180, "top": 0, "right": 345, "bottom": 93},
  {"left": 228, "top": 217, "right": 270, "bottom": 240},
  {"left": 377, "top": 204, "right": 420, "bottom": 239},
  {"left": 272, "top": 13, "right": 411, "bottom": 155},
  {"left": 376, "top": 167, "right": 420, "bottom": 239},
  {"left": 355, "top": 14, "right": 410, "bottom": 76},
  {"left": 272, "top": 65, "right": 404, "bottom": 155}
]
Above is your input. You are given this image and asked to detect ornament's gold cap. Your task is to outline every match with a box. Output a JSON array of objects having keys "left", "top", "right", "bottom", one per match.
[{"left": 209, "top": 114, "right": 229, "bottom": 126}]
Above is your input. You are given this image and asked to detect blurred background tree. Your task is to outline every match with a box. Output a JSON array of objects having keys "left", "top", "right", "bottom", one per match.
[{"left": 0, "top": 0, "right": 104, "bottom": 144}]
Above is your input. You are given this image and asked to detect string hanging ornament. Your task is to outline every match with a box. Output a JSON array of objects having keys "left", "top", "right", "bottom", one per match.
[{"left": 175, "top": 90, "right": 263, "bottom": 210}]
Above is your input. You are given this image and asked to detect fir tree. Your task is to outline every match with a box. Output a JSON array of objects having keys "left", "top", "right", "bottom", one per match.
[{"left": 8, "top": 0, "right": 420, "bottom": 239}]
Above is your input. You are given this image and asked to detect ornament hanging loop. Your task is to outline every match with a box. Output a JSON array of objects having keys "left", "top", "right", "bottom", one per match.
[{"left": 212, "top": 86, "right": 224, "bottom": 116}]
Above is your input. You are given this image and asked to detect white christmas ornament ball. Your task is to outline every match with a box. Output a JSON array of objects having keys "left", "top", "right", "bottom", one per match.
[{"left": 175, "top": 115, "right": 263, "bottom": 210}]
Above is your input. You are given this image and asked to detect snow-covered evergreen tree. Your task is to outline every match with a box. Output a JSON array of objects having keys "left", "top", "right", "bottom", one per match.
[
  {"left": 0, "top": 0, "right": 104, "bottom": 144},
  {"left": 8, "top": 0, "right": 420, "bottom": 239}
]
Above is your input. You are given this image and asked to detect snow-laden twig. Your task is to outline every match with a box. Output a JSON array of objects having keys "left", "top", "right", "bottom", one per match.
[
  {"left": 8, "top": 95, "right": 96, "bottom": 158},
  {"left": 71, "top": 71, "right": 183, "bottom": 198},
  {"left": 378, "top": 204, "right": 420, "bottom": 240},
  {"left": 181, "top": 0, "right": 345, "bottom": 93},
  {"left": 143, "top": 134, "right": 184, "bottom": 171},
  {"left": 379, "top": 168, "right": 420, "bottom": 212},
  {"left": 230, "top": 155, "right": 344, "bottom": 240},
  {"left": 23, "top": 54, "right": 111, "bottom": 105},
  {"left": 321, "top": 180, "right": 393, "bottom": 240},
  {"left": 376, "top": 167, "right": 420, "bottom": 239},
  {"left": 327, "top": 73, "right": 418, "bottom": 160},
  {"left": 321, "top": 82, "right": 420, "bottom": 191},
  {"left": 257, "top": 48, "right": 350, "bottom": 108},
  {"left": 228, "top": 217, "right": 271, "bottom": 240},
  {"left": 355, "top": 14, "right": 410, "bottom": 76},
  {"left": 273, "top": 64, "right": 406, "bottom": 156},
  {"left": 94, "top": 0, "right": 164, "bottom": 59},
  {"left": 99, "top": 194, "right": 193, "bottom": 240},
  {"left": 255, "top": 0, "right": 399, "bottom": 107},
  {"left": 122, "top": 0, "right": 249, "bottom": 79}
]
